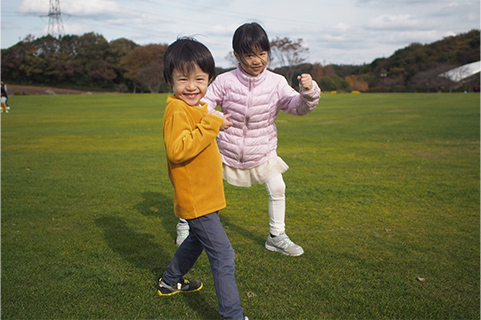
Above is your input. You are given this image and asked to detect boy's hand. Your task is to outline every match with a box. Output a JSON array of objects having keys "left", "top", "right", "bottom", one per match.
[
  {"left": 220, "top": 113, "right": 233, "bottom": 131},
  {"left": 297, "top": 74, "right": 313, "bottom": 91}
]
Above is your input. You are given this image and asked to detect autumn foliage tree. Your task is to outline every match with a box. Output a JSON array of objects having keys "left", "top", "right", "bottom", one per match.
[
  {"left": 122, "top": 44, "right": 168, "bottom": 93},
  {"left": 345, "top": 75, "right": 369, "bottom": 91}
]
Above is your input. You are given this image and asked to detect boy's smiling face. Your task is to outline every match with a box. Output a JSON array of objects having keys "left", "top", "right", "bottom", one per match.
[{"left": 171, "top": 64, "right": 209, "bottom": 106}]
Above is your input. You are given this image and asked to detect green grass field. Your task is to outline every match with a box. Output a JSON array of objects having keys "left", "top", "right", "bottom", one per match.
[{"left": 1, "top": 92, "right": 479, "bottom": 320}]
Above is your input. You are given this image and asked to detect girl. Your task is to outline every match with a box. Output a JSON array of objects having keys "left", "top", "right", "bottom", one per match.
[{"left": 177, "top": 22, "right": 321, "bottom": 257}]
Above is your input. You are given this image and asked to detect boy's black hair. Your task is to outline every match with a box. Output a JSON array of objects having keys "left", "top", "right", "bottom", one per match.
[
  {"left": 232, "top": 22, "right": 270, "bottom": 56},
  {"left": 163, "top": 37, "right": 216, "bottom": 85}
]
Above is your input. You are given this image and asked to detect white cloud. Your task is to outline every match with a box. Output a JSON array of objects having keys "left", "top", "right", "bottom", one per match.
[
  {"left": 62, "top": 0, "right": 124, "bottom": 16},
  {"left": 19, "top": 0, "right": 129, "bottom": 18},
  {"left": 331, "top": 23, "right": 352, "bottom": 35},
  {"left": 18, "top": 0, "right": 49, "bottom": 14},
  {"left": 436, "top": 1, "right": 480, "bottom": 22},
  {"left": 62, "top": 23, "right": 97, "bottom": 36},
  {"left": 367, "top": 14, "right": 425, "bottom": 30}
]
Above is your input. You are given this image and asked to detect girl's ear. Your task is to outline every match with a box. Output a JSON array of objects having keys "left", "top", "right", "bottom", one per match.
[{"left": 234, "top": 51, "right": 242, "bottom": 63}]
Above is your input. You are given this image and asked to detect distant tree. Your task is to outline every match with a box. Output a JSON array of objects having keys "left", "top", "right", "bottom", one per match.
[
  {"left": 310, "top": 63, "right": 325, "bottom": 81},
  {"left": 75, "top": 33, "right": 116, "bottom": 87},
  {"left": 1, "top": 46, "right": 25, "bottom": 81},
  {"left": 270, "top": 37, "right": 309, "bottom": 85},
  {"left": 52, "top": 35, "right": 83, "bottom": 83},
  {"left": 323, "top": 64, "right": 337, "bottom": 77},
  {"left": 108, "top": 38, "right": 138, "bottom": 91},
  {"left": 136, "top": 61, "right": 164, "bottom": 93},
  {"left": 122, "top": 44, "right": 168, "bottom": 93},
  {"left": 110, "top": 38, "right": 138, "bottom": 58},
  {"left": 317, "top": 76, "right": 349, "bottom": 92},
  {"left": 345, "top": 75, "right": 369, "bottom": 92},
  {"left": 410, "top": 64, "right": 456, "bottom": 92},
  {"left": 1, "top": 35, "right": 44, "bottom": 84}
]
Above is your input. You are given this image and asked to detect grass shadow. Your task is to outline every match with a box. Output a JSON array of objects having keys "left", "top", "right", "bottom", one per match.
[
  {"left": 96, "top": 214, "right": 219, "bottom": 319},
  {"left": 95, "top": 215, "right": 167, "bottom": 271},
  {"left": 133, "top": 191, "right": 178, "bottom": 243},
  {"left": 220, "top": 213, "right": 266, "bottom": 248}
]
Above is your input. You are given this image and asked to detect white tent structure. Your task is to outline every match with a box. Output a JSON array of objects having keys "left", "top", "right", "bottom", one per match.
[{"left": 440, "top": 61, "right": 481, "bottom": 82}]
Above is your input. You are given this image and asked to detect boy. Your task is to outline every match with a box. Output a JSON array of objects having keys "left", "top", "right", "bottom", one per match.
[{"left": 159, "top": 37, "right": 246, "bottom": 320}]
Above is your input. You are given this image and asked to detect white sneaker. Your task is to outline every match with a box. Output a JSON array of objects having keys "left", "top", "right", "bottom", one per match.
[
  {"left": 176, "top": 222, "right": 189, "bottom": 247},
  {"left": 265, "top": 233, "right": 304, "bottom": 256}
]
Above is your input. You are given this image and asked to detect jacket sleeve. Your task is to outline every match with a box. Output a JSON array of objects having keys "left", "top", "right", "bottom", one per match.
[
  {"left": 277, "top": 78, "right": 321, "bottom": 116},
  {"left": 202, "top": 78, "right": 224, "bottom": 112},
  {"left": 163, "top": 110, "right": 223, "bottom": 164}
]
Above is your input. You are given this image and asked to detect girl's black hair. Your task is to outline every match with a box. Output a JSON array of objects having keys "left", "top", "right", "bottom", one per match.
[
  {"left": 163, "top": 37, "right": 216, "bottom": 85},
  {"left": 232, "top": 22, "right": 270, "bottom": 56}
]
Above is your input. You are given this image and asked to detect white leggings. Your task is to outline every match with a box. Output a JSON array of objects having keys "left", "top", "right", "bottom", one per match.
[
  {"left": 265, "top": 173, "right": 286, "bottom": 236},
  {"left": 179, "top": 173, "right": 287, "bottom": 235}
]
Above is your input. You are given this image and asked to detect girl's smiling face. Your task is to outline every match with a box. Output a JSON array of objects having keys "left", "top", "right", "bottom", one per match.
[
  {"left": 235, "top": 47, "right": 268, "bottom": 77},
  {"left": 171, "top": 64, "right": 209, "bottom": 106}
]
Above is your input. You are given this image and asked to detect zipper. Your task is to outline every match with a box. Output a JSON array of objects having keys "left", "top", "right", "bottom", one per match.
[{"left": 240, "top": 78, "right": 254, "bottom": 164}]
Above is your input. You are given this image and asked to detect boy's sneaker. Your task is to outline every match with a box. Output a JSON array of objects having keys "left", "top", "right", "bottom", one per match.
[
  {"left": 265, "top": 233, "right": 304, "bottom": 256},
  {"left": 176, "top": 222, "right": 189, "bottom": 247},
  {"left": 157, "top": 278, "right": 203, "bottom": 296}
]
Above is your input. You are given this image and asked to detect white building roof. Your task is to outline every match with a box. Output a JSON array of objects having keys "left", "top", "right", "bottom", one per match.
[{"left": 440, "top": 61, "right": 481, "bottom": 82}]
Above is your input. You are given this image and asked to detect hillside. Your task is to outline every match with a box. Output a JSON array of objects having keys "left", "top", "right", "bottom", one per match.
[
  {"left": 358, "top": 29, "right": 480, "bottom": 92},
  {"left": 288, "top": 29, "right": 480, "bottom": 92},
  {"left": 2, "top": 29, "right": 479, "bottom": 93}
]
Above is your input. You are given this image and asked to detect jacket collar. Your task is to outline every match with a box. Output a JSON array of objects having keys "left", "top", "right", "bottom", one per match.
[{"left": 234, "top": 64, "right": 268, "bottom": 88}]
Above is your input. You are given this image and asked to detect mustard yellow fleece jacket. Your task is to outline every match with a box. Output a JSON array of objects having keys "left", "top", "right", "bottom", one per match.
[{"left": 163, "top": 95, "right": 226, "bottom": 220}]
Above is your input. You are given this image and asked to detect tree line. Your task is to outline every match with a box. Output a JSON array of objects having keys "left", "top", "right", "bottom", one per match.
[{"left": 1, "top": 29, "right": 479, "bottom": 93}]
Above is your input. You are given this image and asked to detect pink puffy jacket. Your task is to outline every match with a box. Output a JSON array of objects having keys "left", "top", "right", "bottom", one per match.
[{"left": 203, "top": 65, "right": 321, "bottom": 170}]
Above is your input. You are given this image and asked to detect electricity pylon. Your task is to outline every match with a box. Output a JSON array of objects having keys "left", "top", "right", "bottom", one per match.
[{"left": 47, "top": 0, "right": 64, "bottom": 37}]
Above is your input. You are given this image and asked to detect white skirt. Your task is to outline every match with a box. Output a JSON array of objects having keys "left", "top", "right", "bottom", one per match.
[{"left": 223, "top": 156, "right": 289, "bottom": 187}]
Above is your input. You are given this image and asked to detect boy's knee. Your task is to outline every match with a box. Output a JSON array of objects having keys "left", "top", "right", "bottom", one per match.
[{"left": 225, "top": 246, "right": 236, "bottom": 262}]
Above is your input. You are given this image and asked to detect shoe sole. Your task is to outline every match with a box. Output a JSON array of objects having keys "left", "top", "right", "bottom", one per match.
[
  {"left": 265, "top": 243, "right": 304, "bottom": 256},
  {"left": 157, "top": 282, "right": 203, "bottom": 297}
]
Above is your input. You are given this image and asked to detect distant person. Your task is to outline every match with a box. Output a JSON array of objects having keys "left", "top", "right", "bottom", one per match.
[
  {"left": 158, "top": 37, "right": 248, "bottom": 320},
  {"left": 1, "top": 81, "right": 8, "bottom": 113},
  {"left": 176, "top": 22, "right": 321, "bottom": 257}
]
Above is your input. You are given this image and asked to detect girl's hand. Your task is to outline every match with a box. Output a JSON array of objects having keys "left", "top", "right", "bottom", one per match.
[
  {"left": 208, "top": 109, "right": 233, "bottom": 131},
  {"left": 220, "top": 113, "right": 233, "bottom": 131},
  {"left": 297, "top": 74, "right": 313, "bottom": 91}
]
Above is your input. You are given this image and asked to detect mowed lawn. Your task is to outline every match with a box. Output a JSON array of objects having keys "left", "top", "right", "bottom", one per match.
[{"left": 1, "top": 92, "right": 479, "bottom": 320}]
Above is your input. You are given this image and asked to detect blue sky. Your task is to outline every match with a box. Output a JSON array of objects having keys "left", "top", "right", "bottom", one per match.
[{"left": 2, "top": 0, "right": 480, "bottom": 68}]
